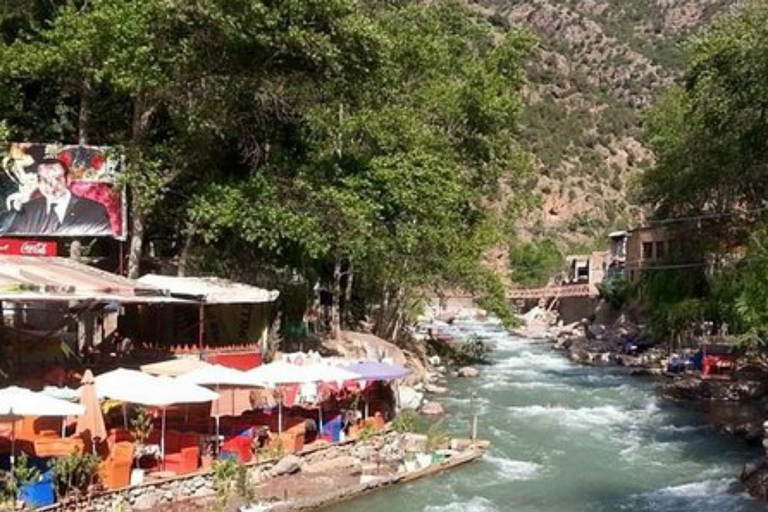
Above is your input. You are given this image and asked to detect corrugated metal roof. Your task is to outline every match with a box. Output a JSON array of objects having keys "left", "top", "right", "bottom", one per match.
[
  {"left": 0, "top": 256, "right": 186, "bottom": 303},
  {"left": 137, "top": 274, "right": 279, "bottom": 304}
]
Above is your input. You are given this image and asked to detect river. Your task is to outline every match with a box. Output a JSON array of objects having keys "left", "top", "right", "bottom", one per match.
[{"left": 326, "top": 322, "right": 765, "bottom": 512}]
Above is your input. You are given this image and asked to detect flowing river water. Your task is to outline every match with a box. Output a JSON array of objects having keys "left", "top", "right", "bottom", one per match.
[{"left": 326, "top": 322, "right": 765, "bottom": 512}]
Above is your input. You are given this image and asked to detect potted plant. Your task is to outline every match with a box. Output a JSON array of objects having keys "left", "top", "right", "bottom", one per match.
[{"left": 129, "top": 406, "right": 153, "bottom": 484}]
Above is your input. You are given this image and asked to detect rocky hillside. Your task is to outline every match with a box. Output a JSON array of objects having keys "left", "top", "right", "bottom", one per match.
[{"left": 476, "top": 0, "right": 740, "bottom": 249}]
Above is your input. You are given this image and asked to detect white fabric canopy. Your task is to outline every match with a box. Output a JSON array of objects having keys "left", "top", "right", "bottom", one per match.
[
  {"left": 301, "top": 364, "right": 361, "bottom": 385},
  {"left": 141, "top": 358, "right": 211, "bottom": 377},
  {"left": 244, "top": 361, "right": 317, "bottom": 388},
  {"left": 96, "top": 368, "right": 219, "bottom": 406},
  {"left": 95, "top": 368, "right": 171, "bottom": 406},
  {"left": 0, "top": 386, "right": 85, "bottom": 417},
  {"left": 176, "top": 364, "right": 255, "bottom": 387}
]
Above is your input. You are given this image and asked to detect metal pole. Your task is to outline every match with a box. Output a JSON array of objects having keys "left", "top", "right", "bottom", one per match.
[
  {"left": 161, "top": 407, "right": 167, "bottom": 470},
  {"left": 10, "top": 416, "right": 16, "bottom": 478},
  {"left": 198, "top": 303, "right": 205, "bottom": 353}
]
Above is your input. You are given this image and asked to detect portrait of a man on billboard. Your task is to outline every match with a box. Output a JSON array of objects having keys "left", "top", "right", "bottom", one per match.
[{"left": 0, "top": 143, "right": 125, "bottom": 238}]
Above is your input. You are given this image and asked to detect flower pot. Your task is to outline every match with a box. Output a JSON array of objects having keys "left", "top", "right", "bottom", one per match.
[
  {"left": 130, "top": 469, "right": 145, "bottom": 486},
  {"left": 415, "top": 453, "right": 432, "bottom": 469}
]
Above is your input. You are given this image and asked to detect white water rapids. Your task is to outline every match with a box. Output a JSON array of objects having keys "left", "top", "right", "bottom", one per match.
[{"left": 326, "top": 323, "right": 764, "bottom": 512}]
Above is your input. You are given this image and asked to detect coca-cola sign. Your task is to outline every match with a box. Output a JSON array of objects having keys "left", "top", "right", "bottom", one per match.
[{"left": 0, "top": 238, "right": 57, "bottom": 257}]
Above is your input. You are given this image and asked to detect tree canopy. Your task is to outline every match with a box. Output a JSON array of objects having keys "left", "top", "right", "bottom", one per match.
[
  {"left": 641, "top": 4, "right": 768, "bottom": 220},
  {"left": 0, "top": 0, "right": 536, "bottom": 334}
]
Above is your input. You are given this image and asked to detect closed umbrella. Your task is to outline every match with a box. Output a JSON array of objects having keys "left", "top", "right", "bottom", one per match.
[
  {"left": 0, "top": 387, "right": 85, "bottom": 472},
  {"left": 75, "top": 370, "right": 107, "bottom": 451}
]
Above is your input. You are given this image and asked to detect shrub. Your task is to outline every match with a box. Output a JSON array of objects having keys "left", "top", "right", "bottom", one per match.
[
  {"left": 50, "top": 450, "right": 100, "bottom": 499},
  {"left": 425, "top": 421, "right": 450, "bottom": 452},
  {"left": 392, "top": 410, "right": 418, "bottom": 433}
]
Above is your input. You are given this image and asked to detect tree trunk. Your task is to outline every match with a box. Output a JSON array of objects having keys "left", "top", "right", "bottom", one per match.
[
  {"left": 342, "top": 260, "right": 354, "bottom": 329},
  {"left": 70, "top": 77, "right": 92, "bottom": 262},
  {"left": 126, "top": 94, "right": 150, "bottom": 279},
  {"left": 376, "top": 287, "right": 390, "bottom": 338},
  {"left": 330, "top": 257, "right": 342, "bottom": 340},
  {"left": 177, "top": 230, "right": 194, "bottom": 277},
  {"left": 127, "top": 205, "right": 144, "bottom": 279}
]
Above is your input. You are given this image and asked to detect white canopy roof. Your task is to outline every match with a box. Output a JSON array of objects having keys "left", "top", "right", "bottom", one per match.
[
  {"left": 176, "top": 364, "right": 256, "bottom": 387},
  {"left": 140, "top": 358, "right": 212, "bottom": 377},
  {"left": 0, "top": 386, "right": 85, "bottom": 417},
  {"left": 137, "top": 274, "right": 279, "bottom": 304},
  {"left": 245, "top": 361, "right": 317, "bottom": 388},
  {"left": 95, "top": 368, "right": 218, "bottom": 406},
  {"left": 245, "top": 361, "right": 361, "bottom": 388}
]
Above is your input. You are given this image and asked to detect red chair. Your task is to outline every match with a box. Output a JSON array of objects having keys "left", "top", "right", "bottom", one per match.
[
  {"left": 221, "top": 435, "right": 252, "bottom": 463},
  {"left": 164, "top": 432, "right": 200, "bottom": 475}
]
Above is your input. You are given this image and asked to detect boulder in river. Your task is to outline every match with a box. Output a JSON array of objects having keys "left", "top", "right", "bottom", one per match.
[
  {"left": 425, "top": 383, "right": 448, "bottom": 395},
  {"left": 272, "top": 454, "right": 303, "bottom": 476},
  {"left": 420, "top": 401, "right": 445, "bottom": 415},
  {"left": 458, "top": 366, "right": 480, "bottom": 378},
  {"left": 397, "top": 386, "right": 424, "bottom": 410}
]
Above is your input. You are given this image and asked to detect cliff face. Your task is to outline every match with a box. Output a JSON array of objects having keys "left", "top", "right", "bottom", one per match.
[{"left": 476, "top": 0, "right": 740, "bottom": 249}]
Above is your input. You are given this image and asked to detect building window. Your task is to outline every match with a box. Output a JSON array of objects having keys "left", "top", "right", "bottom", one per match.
[
  {"left": 655, "top": 241, "right": 665, "bottom": 260},
  {"left": 642, "top": 242, "right": 653, "bottom": 260}
]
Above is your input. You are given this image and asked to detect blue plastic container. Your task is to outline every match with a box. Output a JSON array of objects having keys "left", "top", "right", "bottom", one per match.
[{"left": 19, "top": 470, "right": 55, "bottom": 508}]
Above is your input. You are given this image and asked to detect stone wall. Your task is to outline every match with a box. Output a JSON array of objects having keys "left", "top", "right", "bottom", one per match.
[{"left": 44, "top": 441, "right": 360, "bottom": 512}]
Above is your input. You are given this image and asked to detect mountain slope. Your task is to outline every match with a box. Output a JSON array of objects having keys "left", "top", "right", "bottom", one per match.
[{"left": 477, "top": 0, "right": 741, "bottom": 250}]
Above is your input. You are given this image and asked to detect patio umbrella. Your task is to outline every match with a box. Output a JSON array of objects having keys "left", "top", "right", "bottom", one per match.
[
  {"left": 75, "top": 370, "right": 107, "bottom": 450},
  {"left": 0, "top": 386, "right": 85, "bottom": 472},
  {"left": 95, "top": 369, "right": 218, "bottom": 466},
  {"left": 245, "top": 361, "right": 319, "bottom": 434},
  {"left": 154, "top": 376, "right": 219, "bottom": 463},
  {"left": 177, "top": 365, "right": 257, "bottom": 456},
  {"left": 342, "top": 362, "right": 410, "bottom": 418},
  {"left": 342, "top": 361, "right": 411, "bottom": 381},
  {"left": 140, "top": 358, "right": 211, "bottom": 377},
  {"left": 299, "top": 365, "right": 361, "bottom": 433}
]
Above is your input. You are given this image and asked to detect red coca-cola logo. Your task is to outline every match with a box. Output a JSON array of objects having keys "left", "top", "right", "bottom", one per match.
[{"left": 20, "top": 242, "right": 52, "bottom": 256}]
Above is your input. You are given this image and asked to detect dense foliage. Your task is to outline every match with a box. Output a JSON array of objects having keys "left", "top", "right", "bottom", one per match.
[
  {"left": 0, "top": 0, "right": 535, "bottom": 334},
  {"left": 640, "top": 4, "right": 768, "bottom": 346}
]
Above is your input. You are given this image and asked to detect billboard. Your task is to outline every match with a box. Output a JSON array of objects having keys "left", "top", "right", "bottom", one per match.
[{"left": 0, "top": 143, "right": 125, "bottom": 239}]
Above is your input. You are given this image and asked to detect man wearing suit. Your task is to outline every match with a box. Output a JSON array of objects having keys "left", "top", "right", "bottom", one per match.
[{"left": 1, "top": 158, "right": 112, "bottom": 236}]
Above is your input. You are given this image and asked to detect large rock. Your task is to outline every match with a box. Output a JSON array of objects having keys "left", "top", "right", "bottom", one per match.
[
  {"left": 272, "top": 454, "right": 303, "bottom": 476},
  {"left": 305, "top": 456, "right": 357, "bottom": 474},
  {"left": 425, "top": 383, "right": 448, "bottom": 395},
  {"left": 397, "top": 386, "right": 424, "bottom": 410},
  {"left": 420, "top": 401, "right": 445, "bottom": 415},
  {"left": 457, "top": 366, "right": 480, "bottom": 378},
  {"left": 323, "top": 331, "right": 428, "bottom": 384},
  {"left": 133, "top": 493, "right": 160, "bottom": 510}
]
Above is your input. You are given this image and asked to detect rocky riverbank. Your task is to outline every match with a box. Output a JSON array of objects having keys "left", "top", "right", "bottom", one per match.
[{"left": 516, "top": 306, "right": 768, "bottom": 501}]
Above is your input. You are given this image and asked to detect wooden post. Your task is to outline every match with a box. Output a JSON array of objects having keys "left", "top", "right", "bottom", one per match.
[{"left": 198, "top": 303, "right": 205, "bottom": 353}]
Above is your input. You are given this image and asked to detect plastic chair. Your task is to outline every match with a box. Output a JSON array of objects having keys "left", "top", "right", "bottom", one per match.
[
  {"left": 99, "top": 441, "right": 134, "bottom": 490},
  {"left": 164, "top": 432, "right": 200, "bottom": 475}
]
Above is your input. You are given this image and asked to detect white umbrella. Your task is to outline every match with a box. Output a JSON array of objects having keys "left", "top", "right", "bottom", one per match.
[
  {"left": 0, "top": 386, "right": 85, "bottom": 472},
  {"left": 245, "top": 362, "right": 362, "bottom": 434},
  {"left": 177, "top": 365, "right": 258, "bottom": 456},
  {"left": 95, "top": 368, "right": 172, "bottom": 406},
  {"left": 245, "top": 361, "right": 319, "bottom": 435},
  {"left": 300, "top": 365, "right": 361, "bottom": 433},
  {"left": 95, "top": 369, "right": 218, "bottom": 466}
]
